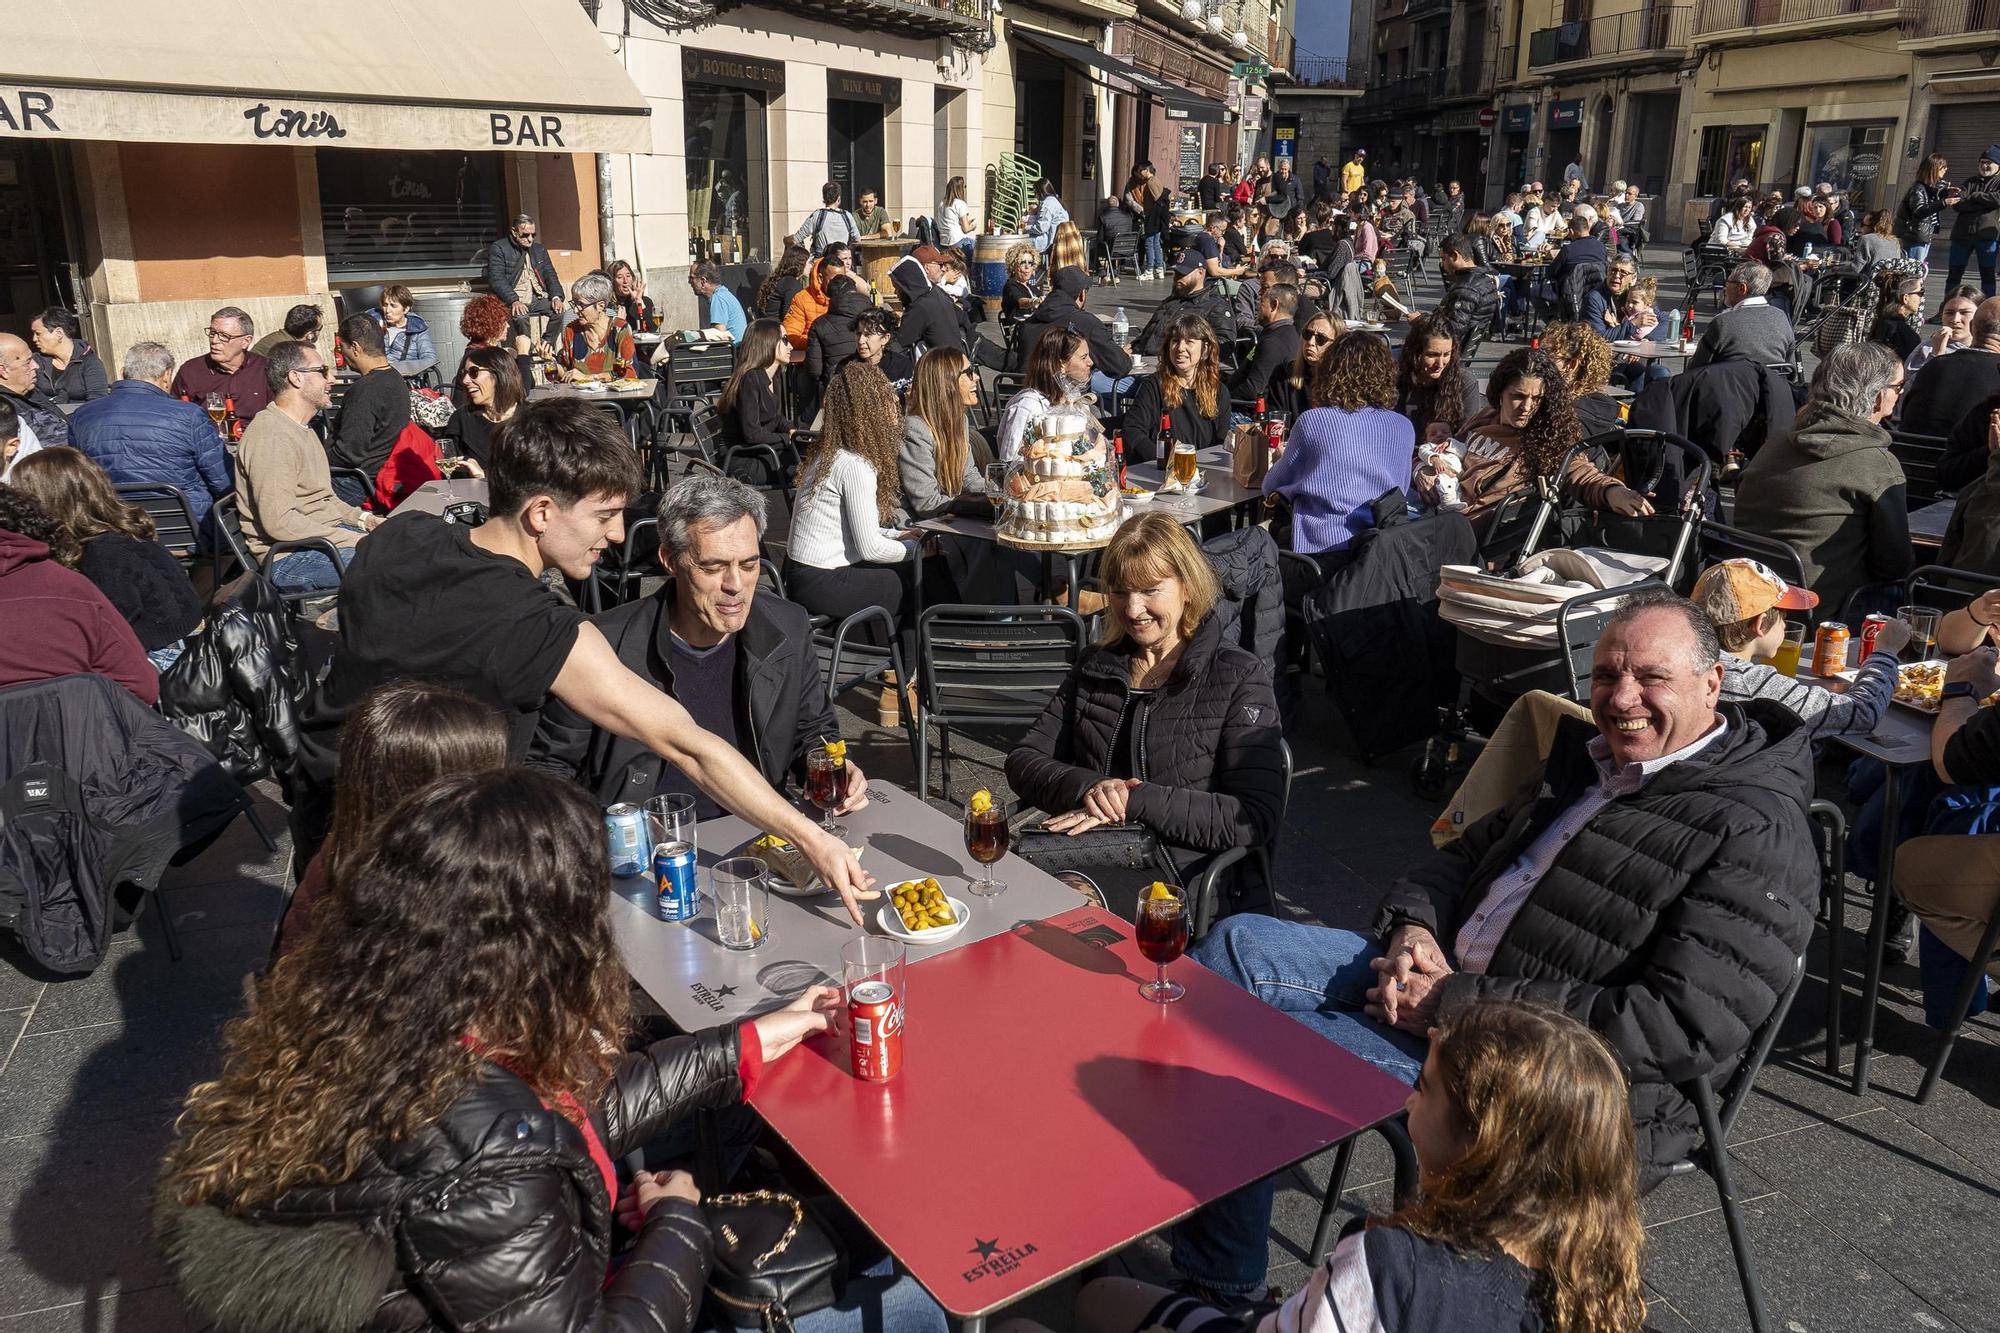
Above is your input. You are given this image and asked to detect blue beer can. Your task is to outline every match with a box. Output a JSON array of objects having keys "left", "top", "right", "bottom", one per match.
[
  {"left": 655, "top": 840, "right": 699, "bottom": 921},
  {"left": 604, "top": 803, "right": 648, "bottom": 878}
]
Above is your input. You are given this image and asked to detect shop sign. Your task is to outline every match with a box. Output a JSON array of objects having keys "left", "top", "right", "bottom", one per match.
[
  {"left": 1503, "top": 104, "right": 1532, "bottom": 133},
  {"left": 829, "top": 70, "right": 903, "bottom": 107},
  {"left": 682, "top": 49, "right": 786, "bottom": 92},
  {"left": 1849, "top": 152, "right": 1882, "bottom": 180},
  {"left": 1273, "top": 119, "right": 1298, "bottom": 162},
  {"left": 1178, "top": 126, "right": 1202, "bottom": 191},
  {"left": 1548, "top": 98, "right": 1583, "bottom": 130}
]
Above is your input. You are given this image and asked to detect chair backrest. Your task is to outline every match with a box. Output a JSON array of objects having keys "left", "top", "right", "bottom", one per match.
[
  {"left": 116, "top": 483, "right": 200, "bottom": 560},
  {"left": 666, "top": 342, "right": 736, "bottom": 403},
  {"left": 1696, "top": 521, "right": 1809, "bottom": 598},
  {"left": 1889, "top": 430, "right": 1949, "bottom": 507},
  {"left": 207, "top": 493, "right": 258, "bottom": 584},
  {"left": 918, "top": 604, "right": 1087, "bottom": 728},
  {"left": 759, "top": 557, "right": 785, "bottom": 598},
  {"left": 689, "top": 402, "right": 727, "bottom": 464},
  {"left": 1712, "top": 953, "right": 1807, "bottom": 1145},
  {"left": 1905, "top": 562, "right": 2000, "bottom": 616}
]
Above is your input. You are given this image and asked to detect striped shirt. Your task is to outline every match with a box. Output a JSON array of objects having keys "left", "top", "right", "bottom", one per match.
[{"left": 1721, "top": 650, "right": 1898, "bottom": 739}]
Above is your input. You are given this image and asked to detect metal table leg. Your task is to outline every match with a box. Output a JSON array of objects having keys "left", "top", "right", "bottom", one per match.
[{"left": 1852, "top": 766, "right": 1903, "bottom": 1095}]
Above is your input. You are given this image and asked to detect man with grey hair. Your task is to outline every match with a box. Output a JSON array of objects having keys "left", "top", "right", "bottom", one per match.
[
  {"left": 1735, "top": 341, "right": 1912, "bottom": 614},
  {"left": 484, "top": 212, "right": 565, "bottom": 352},
  {"left": 530, "top": 471, "right": 867, "bottom": 816},
  {"left": 69, "top": 339, "right": 234, "bottom": 527},
  {"left": 169, "top": 304, "right": 272, "bottom": 420},
  {"left": 1688, "top": 260, "right": 1797, "bottom": 371}
]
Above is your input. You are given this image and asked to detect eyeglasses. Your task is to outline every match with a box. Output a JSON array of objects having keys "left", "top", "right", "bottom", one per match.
[
  {"left": 959, "top": 368, "right": 980, "bottom": 381},
  {"left": 206, "top": 328, "right": 247, "bottom": 342},
  {"left": 514, "top": 231, "right": 537, "bottom": 241},
  {"left": 1885, "top": 380, "right": 1906, "bottom": 397},
  {"left": 1303, "top": 331, "right": 1334, "bottom": 345},
  {"left": 293, "top": 364, "right": 334, "bottom": 380}
]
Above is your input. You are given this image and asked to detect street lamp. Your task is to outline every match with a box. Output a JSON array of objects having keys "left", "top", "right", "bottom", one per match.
[
  {"left": 1206, "top": 11, "right": 1225, "bottom": 34},
  {"left": 1230, "top": 28, "right": 1249, "bottom": 49},
  {"left": 1180, "top": 0, "right": 1204, "bottom": 20}
]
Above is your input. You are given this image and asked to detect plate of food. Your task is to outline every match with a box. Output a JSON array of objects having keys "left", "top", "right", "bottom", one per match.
[
  {"left": 735, "top": 833, "right": 863, "bottom": 897},
  {"left": 633, "top": 331, "right": 664, "bottom": 344},
  {"left": 570, "top": 380, "right": 608, "bottom": 392},
  {"left": 1892, "top": 660, "right": 1946, "bottom": 713},
  {"left": 1122, "top": 484, "right": 1154, "bottom": 503},
  {"left": 877, "top": 878, "right": 970, "bottom": 944},
  {"left": 606, "top": 377, "right": 646, "bottom": 391}
]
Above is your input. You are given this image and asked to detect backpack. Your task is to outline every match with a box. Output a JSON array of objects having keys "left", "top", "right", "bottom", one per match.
[{"left": 804, "top": 208, "right": 854, "bottom": 257}]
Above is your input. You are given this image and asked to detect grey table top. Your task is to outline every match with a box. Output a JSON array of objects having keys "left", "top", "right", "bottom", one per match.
[
  {"left": 610, "top": 784, "right": 1092, "bottom": 1029},
  {"left": 1129, "top": 445, "right": 1262, "bottom": 521},
  {"left": 396, "top": 477, "right": 489, "bottom": 516},
  {"left": 1798, "top": 642, "right": 1934, "bottom": 767},
  {"left": 1909, "top": 499, "right": 1953, "bottom": 547},
  {"left": 1608, "top": 340, "right": 1690, "bottom": 361},
  {"left": 531, "top": 382, "right": 655, "bottom": 404}
]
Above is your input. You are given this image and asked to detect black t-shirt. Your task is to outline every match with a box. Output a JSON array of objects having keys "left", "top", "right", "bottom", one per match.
[
  {"left": 659, "top": 633, "right": 742, "bottom": 820},
  {"left": 1192, "top": 231, "right": 1222, "bottom": 266},
  {"left": 298, "top": 512, "right": 585, "bottom": 782}
]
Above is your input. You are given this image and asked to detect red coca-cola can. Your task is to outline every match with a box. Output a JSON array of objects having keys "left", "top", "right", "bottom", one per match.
[
  {"left": 847, "top": 979, "right": 903, "bottom": 1082},
  {"left": 1860, "top": 613, "right": 1890, "bottom": 659},
  {"left": 1263, "top": 413, "right": 1286, "bottom": 453}
]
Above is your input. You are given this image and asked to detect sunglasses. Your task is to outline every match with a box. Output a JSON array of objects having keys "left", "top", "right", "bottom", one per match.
[{"left": 1303, "top": 331, "right": 1334, "bottom": 345}]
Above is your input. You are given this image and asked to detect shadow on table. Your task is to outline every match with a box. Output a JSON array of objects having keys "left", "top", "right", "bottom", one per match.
[
  {"left": 868, "top": 831, "right": 966, "bottom": 882},
  {"left": 1009, "top": 917, "right": 1144, "bottom": 984}
]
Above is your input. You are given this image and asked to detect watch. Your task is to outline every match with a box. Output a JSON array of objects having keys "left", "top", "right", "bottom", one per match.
[{"left": 1941, "top": 681, "right": 1979, "bottom": 702}]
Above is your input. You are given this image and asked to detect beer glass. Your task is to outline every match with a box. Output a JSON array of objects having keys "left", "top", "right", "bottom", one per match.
[
  {"left": 1134, "top": 881, "right": 1190, "bottom": 1004},
  {"left": 645, "top": 793, "right": 696, "bottom": 858},
  {"left": 204, "top": 392, "right": 228, "bottom": 436},
  {"left": 964, "top": 800, "right": 1009, "bottom": 898},
  {"left": 1897, "top": 606, "right": 1940, "bottom": 663},
  {"left": 711, "top": 856, "right": 768, "bottom": 951},
  {"left": 1169, "top": 441, "right": 1199, "bottom": 489}
]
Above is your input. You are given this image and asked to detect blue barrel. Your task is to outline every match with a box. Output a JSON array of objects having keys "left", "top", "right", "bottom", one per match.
[{"left": 973, "top": 233, "right": 1025, "bottom": 318}]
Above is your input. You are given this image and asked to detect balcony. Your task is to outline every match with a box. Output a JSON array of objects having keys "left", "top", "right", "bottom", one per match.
[
  {"left": 1493, "top": 42, "right": 1520, "bottom": 82},
  {"left": 1351, "top": 65, "right": 1451, "bottom": 116},
  {"left": 1693, "top": 0, "right": 1900, "bottom": 36},
  {"left": 723, "top": 0, "right": 998, "bottom": 46},
  {"left": 1294, "top": 53, "right": 1365, "bottom": 88},
  {"left": 1901, "top": 0, "right": 2000, "bottom": 37},
  {"left": 1528, "top": 6, "right": 1691, "bottom": 66}
]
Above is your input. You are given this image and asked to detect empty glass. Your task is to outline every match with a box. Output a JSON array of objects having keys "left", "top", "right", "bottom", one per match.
[
  {"left": 645, "top": 793, "right": 696, "bottom": 857},
  {"left": 712, "top": 856, "right": 769, "bottom": 951}
]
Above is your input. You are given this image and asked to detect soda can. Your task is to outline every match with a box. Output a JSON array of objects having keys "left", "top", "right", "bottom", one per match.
[
  {"left": 605, "top": 803, "right": 648, "bottom": 878},
  {"left": 1860, "top": 613, "right": 1890, "bottom": 659},
  {"left": 655, "top": 840, "right": 699, "bottom": 922},
  {"left": 847, "top": 979, "right": 904, "bottom": 1082},
  {"left": 1811, "top": 622, "right": 1850, "bottom": 678}
]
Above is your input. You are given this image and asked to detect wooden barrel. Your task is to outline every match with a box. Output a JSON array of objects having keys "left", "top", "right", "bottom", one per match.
[
  {"left": 855, "top": 236, "right": 919, "bottom": 311},
  {"left": 974, "top": 233, "right": 1025, "bottom": 318}
]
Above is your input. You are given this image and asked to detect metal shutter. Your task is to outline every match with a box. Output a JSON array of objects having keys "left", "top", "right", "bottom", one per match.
[{"left": 1928, "top": 100, "right": 2000, "bottom": 234}]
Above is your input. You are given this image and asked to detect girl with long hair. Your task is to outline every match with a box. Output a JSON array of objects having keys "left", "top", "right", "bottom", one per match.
[
  {"left": 1395, "top": 314, "right": 1475, "bottom": 445},
  {"left": 1267, "top": 331, "right": 1414, "bottom": 560},
  {"left": 1073, "top": 1001, "right": 1647, "bottom": 1333},
  {"left": 273, "top": 679, "right": 510, "bottom": 955},
  {"left": 1898, "top": 153, "right": 1956, "bottom": 263},
  {"left": 719, "top": 317, "right": 793, "bottom": 464},
  {"left": 938, "top": 175, "right": 979, "bottom": 263},
  {"left": 1449, "top": 347, "right": 1650, "bottom": 528},
  {"left": 1539, "top": 321, "right": 1624, "bottom": 437},
  {"left": 438, "top": 344, "right": 521, "bottom": 470},
  {"left": 8, "top": 446, "right": 202, "bottom": 662},
  {"left": 758, "top": 240, "right": 813, "bottom": 320},
  {"left": 1052, "top": 219, "right": 1089, "bottom": 277},
  {"left": 1866, "top": 273, "right": 1926, "bottom": 361},
  {"left": 900, "top": 346, "right": 982, "bottom": 519},
  {"left": 1025, "top": 178, "right": 1069, "bottom": 255},
  {"left": 159, "top": 766, "right": 944, "bottom": 1333},
  {"left": 785, "top": 361, "right": 921, "bottom": 628},
  {"left": 1121, "top": 314, "right": 1232, "bottom": 465},
  {"left": 1270, "top": 308, "right": 1345, "bottom": 421},
  {"left": 998, "top": 325, "right": 1094, "bottom": 460}
]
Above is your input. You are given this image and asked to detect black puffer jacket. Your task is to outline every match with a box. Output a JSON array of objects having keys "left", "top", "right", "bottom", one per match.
[
  {"left": 1372, "top": 701, "right": 1818, "bottom": 1189},
  {"left": 805, "top": 284, "right": 873, "bottom": 390},
  {"left": 1005, "top": 613, "right": 1284, "bottom": 855},
  {"left": 1435, "top": 267, "right": 1500, "bottom": 353},
  {"left": 160, "top": 574, "right": 310, "bottom": 792},
  {"left": 157, "top": 1027, "right": 743, "bottom": 1333}
]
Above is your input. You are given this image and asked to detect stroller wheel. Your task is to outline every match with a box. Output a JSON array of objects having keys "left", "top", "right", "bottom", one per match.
[{"left": 1410, "top": 745, "right": 1456, "bottom": 801}]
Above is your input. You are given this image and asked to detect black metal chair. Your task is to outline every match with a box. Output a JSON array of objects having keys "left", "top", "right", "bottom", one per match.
[
  {"left": 806, "top": 604, "right": 920, "bottom": 775},
  {"left": 1904, "top": 562, "right": 2000, "bottom": 617},
  {"left": 115, "top": 483, "right": 201, "bottom": 564},
  {"left": 1889, "top": 430, "right": 1951, "bottom": 508},
  {"left": 913, "top": 604, "right": 1086, "bottom": 804},
  {"left": 595, "top": 515, "right": 663, "bottom": 608},
  {"left": 1809, "top": 800, "right": 1849, "bottom": 1076},
  {"left": 1107, "top": 230, "right": 1142, "bottom": 280},
  {"left": 208, "top": 493, "right": 347, "bottom": 613},
  {"left": 1695, "top": 522, "right": 1809, "bottom": 598},
  {"left": 1183, "top": 739, "right": 1291, "bottom": 938}
]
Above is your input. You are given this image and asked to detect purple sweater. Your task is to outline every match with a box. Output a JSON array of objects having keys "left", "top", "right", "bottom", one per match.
[{"left": 1265, "top": 406, "right": 1416, "bottom": 553}]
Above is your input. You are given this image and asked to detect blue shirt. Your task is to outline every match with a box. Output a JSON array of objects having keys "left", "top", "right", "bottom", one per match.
[{"left": 707, "top": 285, "right": 747, "bottom": 343}]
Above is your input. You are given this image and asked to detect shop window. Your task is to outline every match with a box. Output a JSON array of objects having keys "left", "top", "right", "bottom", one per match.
[
  {"left": 1696, "top": 124, "right": 1763, "bottom": 196},
  {"left": 687, "top": 83, "right": 769, "bottom": 267},
  {"left": 318, "top": 149, "right": 504, "bottom": 279},
  {"left": 1803, "top": 121, "right": 1891, "bottom": 210}
]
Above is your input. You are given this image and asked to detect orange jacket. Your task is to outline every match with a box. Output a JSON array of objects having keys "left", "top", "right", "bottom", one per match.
[{"left": 782, "top": 266, "right": 832, "bottom": 349}]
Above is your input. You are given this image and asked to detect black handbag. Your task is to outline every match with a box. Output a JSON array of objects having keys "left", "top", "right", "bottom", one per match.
[
  {"left": 701, "top": 1190, "right": 847, "bottom": 1333},
  {"left": 1012, "top": 824, "right": 1181, "bottom": 921}
]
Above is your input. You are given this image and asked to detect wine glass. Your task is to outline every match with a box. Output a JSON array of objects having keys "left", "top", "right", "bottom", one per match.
[
  {"left": 963, "top": 799, "right": 1009, "bottom": 898},
  {"left": 805, "top": 742, "right": 847, "bottom": 836},
  {"left": 1134, "top": 881, "right": 1190, "bottom": 1004},
  {"left": 435, "top": 437, "right": 462, "bottom": 481},
  {"left": 983, "top": 461, "right": 1008, "bottom": 521}
]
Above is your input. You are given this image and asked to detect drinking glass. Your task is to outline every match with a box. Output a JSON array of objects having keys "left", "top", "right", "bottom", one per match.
[
  {"left": 711, "top": 856, "right": 769, "bottom": 951},
  {"left": 1134, "top": 881, "right": 1191, "bottom": 1004},
  {"left": 805, "top": 743, "right": 847, "bottom": 836},
  {"left": 1170, "top": 441, "right": 1199, "bottom": 489},
  {"left": 1897, "top": 606, "right": 1940, "bottom": 663},
  {"left": 645, "top": 793, "right": 696, "bottom": 858},
  {"left": 842, "top": 936, "right": 907, "bottom": 1080},
  {"left": 1771, "top": 622, "right": 1805, "bottom": 678},
  {"left": 984, "top": 461, "right": 1008, "bottom": 520},
  {"left": 963, "top": 802, "right": 1009, "bottom": 898}
]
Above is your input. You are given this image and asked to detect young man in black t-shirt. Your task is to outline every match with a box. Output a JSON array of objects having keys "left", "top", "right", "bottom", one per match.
[{"left": 298, "top": 399, "right": 876, "bottom": 918}]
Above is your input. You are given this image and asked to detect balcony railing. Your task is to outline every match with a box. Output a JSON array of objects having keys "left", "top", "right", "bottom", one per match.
[
  {"left": 1528, "top": 6, "right": 1691, "bottom": 64},
  {"left": 751, "top": 0, "right": 996, "bottom": 46},
  {"left": 1493, "top": 43, "right": 1520, "bottom": 81},
  {"left": 1352, "top": 66, "right": 1451, "bottom": 114},
  {"left": 1901, "top": 0, "right": 2000, "bottom": 35},
  {"left": 1694, "top": 0, "right": 1899, "bottom": 33},
  {"left": 1294, "top": 55, "right": 1364, "bottom": 88}
]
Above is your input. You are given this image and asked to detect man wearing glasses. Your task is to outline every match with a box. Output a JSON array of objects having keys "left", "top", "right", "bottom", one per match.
[
  {"left": 170, "top": 306, "right": 272, "bottom": 420},
  {"left": 234, "top": 340, "right": 378, "bottom": 592},
  {"left": 484, "top": 213, "right": 566, "bottom": 353}
]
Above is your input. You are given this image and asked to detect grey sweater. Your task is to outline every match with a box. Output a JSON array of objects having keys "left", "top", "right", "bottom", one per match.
[
  {"left": 1721, "top": 649, "right": 1899, "bottom": 740},
  {"left": 897, "top": 414, "right": 982, "bottom": 521}
]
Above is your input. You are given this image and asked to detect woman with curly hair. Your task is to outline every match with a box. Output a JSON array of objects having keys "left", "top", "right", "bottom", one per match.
[
  {"left": 1122, "top": 314, "right": 1233, "bottom": 465},
  {"left": 157, "top": 766, "right": 945, "bottom": 1333},
  {"left": 757, "top": 240, "right": 812, "bottom": 321},
  {"left": 1394, "top": 314, "right": 1479, "bottom": 445},
  {"left": 1538, "top": 321, "right": 1624, "bottom": 439},
  {"left": 1265, "top": 331, "right": 1415, "bottom": 562},
  {"left": 1074, "top": 1000, "right": 1647, "bottom": 1333},
  {"left": 455, "top": 292, "right": 514, "bottom": 390},
  {"left": 0, "top": 483, "right": 156, "bottom": 703},
  {"left": 1443, "top": 347, "right": 1650, "bottom": 529},
  {"left": 785, "top": 360, "right": 921, "bottom": 629}
]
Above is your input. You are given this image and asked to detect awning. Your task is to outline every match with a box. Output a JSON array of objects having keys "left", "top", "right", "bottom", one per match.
[
  {"left": 2, "top": 0, "right": 651, "bottom": 154},
  {"left": 1015, "top": 29, "right": 1231, "bottom": 125}
]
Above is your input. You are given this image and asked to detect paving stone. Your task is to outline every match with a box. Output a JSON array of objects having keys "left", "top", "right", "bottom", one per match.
[
  {"left": 0, "top": 1007, "right": 223, "bottom": 1139},
  {"left": 0, "top": 1282, "right": 198, "bottom": 1330},
  {"left": 25, "top": 923, "right": 265, "bottom": 1039},
  {"left": 0, "top": 1117, "right": 179, "bottom": 1319}
]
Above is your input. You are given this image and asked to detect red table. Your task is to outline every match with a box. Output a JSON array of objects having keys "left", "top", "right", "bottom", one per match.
[{"left": 753, "top": 907, "right": 1412, "bottom": 1327}]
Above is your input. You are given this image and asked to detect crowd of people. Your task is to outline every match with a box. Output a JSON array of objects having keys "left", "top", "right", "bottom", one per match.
[{"left": 6, "top": 138, "right": 2000, "bottom": 1333}]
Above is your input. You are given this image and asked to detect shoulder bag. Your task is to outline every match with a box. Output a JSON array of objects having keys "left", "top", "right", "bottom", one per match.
[{"left": 702, "top": 1190, "right": 846, "bottom": 1333}]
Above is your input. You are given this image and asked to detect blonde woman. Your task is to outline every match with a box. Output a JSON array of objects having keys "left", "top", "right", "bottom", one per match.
[{"left": 1052, "top": 220, "right": 1089, "bottom": 279}]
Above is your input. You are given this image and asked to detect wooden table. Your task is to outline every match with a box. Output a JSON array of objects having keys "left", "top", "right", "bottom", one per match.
[
  {"left": 857, "top": 237, "right": 921, "bottom": 312},
  {"left": 1909, "top": 498, "right": 1953, "bottom": 549},
  {"left": 753, "top": 905, "right": 1413, "bottom": 1330},
  {"left": 612, "top": 786, "right": 1090, "bottom": 1031}
]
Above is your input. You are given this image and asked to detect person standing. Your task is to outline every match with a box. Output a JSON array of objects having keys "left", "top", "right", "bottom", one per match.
[
  {"left": 1197, "top": 164, "right": 1226, "bottom": 211},
  {"left": 1899, "top": 153, "right": 1957, "bottom": 266},
  {"left": 483, "top": 214, "right": 566, "bottom": 353},
  {"left": 1311, "top": 154, "right": 1332, "bottom": 203},
  {"left": 1262, "top": 158, "right": 1305, "bottom": 230},
  {"left": 169, "top": 306, "right": 271, "bottom": 421},
  {"left": 1341, "top": 148, "right": 1367, "bottom": 198},
  {"left": 1946, "top": 144, "right": 2000, "bottom": 298},
  {"left": 794, "top": 183, "right": 862, "bottom": 255}
]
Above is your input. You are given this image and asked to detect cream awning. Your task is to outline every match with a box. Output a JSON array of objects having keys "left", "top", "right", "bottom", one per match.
[{"left": 2, "top": 0, "right": 651, "bottom": 153}]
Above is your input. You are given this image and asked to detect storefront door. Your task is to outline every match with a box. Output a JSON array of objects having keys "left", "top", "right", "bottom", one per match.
[
  {"left": 0, "top": 140, "right": 76, "bottom": 340},
  {"left": 829, "top": 100, "right": 885, "bottom": 211}
]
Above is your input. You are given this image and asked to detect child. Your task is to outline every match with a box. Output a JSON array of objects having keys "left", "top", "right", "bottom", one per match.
[
  {"left": 1069, "top": 1002, "right": 1647, "bottom": 1333},
  {"left": 1691, "top": 557, "right": 1909, "bottom": 738},
  {"left": 1620, "top": 276, "right": 1666, "bottom": 341}
]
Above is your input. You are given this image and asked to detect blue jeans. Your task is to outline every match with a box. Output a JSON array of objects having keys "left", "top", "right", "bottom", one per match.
[
  {"left": 794, "top": 1257, "right": 947, "bottom": 1333},
  {"left": 1090, "top": 371, "right": 1137, "bottom": 397},
  {"left": 1144, "top": 232, "right": 1166, "bottom": 272},
  {"left": 1904, "top": 242, "right": 1931, "bottom": 265},
  {"left": 268, "top": 543, "right": 358, "bottom": 591},
  {"left": 1947, "top": 235, "right": 2000, "bottom": 297},
  {"left": 1168, "top": 916, "right": 1425, "bottom": 1294}
]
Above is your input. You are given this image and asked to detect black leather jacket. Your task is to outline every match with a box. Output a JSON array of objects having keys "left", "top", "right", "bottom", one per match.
[
  {"left": 158, "top": 1027, "right": 744, "bottom": 1333},
  {"left": 159, "top": 575, "right": 309, "bottom": 792}
]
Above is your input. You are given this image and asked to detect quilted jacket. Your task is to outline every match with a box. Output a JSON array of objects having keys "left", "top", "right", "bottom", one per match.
[{"left": 68, "top": 380, "right": 233, "bottom": 526}]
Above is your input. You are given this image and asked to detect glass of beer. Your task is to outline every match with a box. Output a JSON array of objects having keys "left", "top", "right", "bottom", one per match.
[
  {"left": 805, "top": 741, "right": 847, "bottom": 836},
  {"left": 1134, "top": 881, "right": 1190, "bottom": 1004},
  {"left": 1897, "top": 606, "right": 1940, "bottom": 663},
  {"left": 204, "top": 392, "right": 228, "bottom": 435},
  {"left": 1169, "top": 441, "right": 1200, "bottom": 490},
  {"left": 712, "top": 856, "right": 769, "bottom": 951},
  {"left": 964, "top": 801, "right": 1009, "bottom": 898}
]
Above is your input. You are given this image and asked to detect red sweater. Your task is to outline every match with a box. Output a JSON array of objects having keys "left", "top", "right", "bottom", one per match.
[{"left": 0, "top": 526, "right": 158, "bottom": 705}]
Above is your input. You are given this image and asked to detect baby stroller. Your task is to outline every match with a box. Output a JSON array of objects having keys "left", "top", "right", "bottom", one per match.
[{"left": 1410, "top": 433, "right": 1711, "bottom": 798}]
